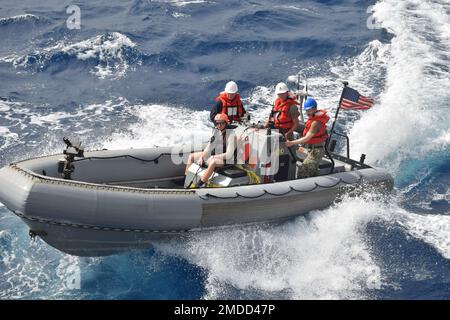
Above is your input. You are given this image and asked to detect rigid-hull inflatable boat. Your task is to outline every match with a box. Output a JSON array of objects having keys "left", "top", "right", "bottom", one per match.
[{"left": 0, "top": 125, "right": 393, "bottom": 256}]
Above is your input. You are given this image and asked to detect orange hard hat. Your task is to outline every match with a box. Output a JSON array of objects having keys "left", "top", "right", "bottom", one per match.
[{"left": 214, "top": 113, "right": 229, "bottom": 123}]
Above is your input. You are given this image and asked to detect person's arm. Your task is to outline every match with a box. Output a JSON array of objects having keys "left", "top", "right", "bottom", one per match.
[
  {"left": 198, "top": 141, "right": 210, "bottom": 165},
  {"left": 264, "top": 109, "right": 274, "bottom": 128},
  {"left": 199, "top": 129, "right": 218, "bottom": 164},
  {"left": 288, "top": 91, "right": 299, "bottom": 102},
  {"left": 210, "top": 100, "right": 222, "bottom": 123},
  {"left": 285, "top": 116, "right": 300, "bottom": 138},
  {"left": 202, "top": 141, "right": 211, "bottom": 157},
  {"left": 285, "top": 121, "right": 320, "bottom": 147},
  {"left": 238, "top": 102, "right": 249, "bottom": 122},
  {"left": 284, "top": 104, "right": 300, "bottom": 137}
]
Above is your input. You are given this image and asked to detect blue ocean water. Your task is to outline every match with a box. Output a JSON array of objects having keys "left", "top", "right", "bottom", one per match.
[{"left": 0, "top": 0, "right": 449, "bottom": 299}]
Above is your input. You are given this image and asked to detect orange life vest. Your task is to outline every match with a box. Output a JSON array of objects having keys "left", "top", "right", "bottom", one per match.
[
  {"left": 215, "top": 92, "right": 244, "bottom": 122},
  {"left": 303, "top": 110, "right": 330, "bottom": 145},
  {"left": 272, "top": 97, "right": 297, "bottom": 130}
]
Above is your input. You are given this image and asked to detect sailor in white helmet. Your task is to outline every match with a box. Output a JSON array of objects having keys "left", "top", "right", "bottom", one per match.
[
  {"left": 210, "top": 81, "right": 247, "bottom": 123},
  {"left": 264, "top": 82, "right": 300, "bottom": 139}
]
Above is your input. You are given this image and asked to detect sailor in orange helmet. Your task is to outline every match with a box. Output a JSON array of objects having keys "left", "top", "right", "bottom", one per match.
[
  {"left": 210, "top": 81, "right": 247, "bottom": 123},
  {"left": 185, "top": 113, "right": 237, "bottom": 187},
  {"left": 285, "top": 98, "right": 330, "bottom": 179}
]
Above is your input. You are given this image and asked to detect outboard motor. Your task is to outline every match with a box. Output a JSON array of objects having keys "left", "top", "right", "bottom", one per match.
[{"left": 57, "top": 137, "right": 84, "bottom": 179}]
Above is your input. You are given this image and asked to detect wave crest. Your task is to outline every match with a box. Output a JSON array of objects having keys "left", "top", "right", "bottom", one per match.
[
  {"left": 0, "top": 14, "right": 43, "bottom": 26},
  {"left": 1, "top": 32, "right": 140, "bottom": 79}
]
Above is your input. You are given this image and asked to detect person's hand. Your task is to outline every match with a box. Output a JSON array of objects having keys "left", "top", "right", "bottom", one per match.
[
  {"left": 197, "top": 154, "right": 204, "bottom": 166},
  {"left": 285, "top": 140, "right": 295, "bottom": 147},
  {"left": 288, "top": 91, "right": 297, "bottom": 100}
]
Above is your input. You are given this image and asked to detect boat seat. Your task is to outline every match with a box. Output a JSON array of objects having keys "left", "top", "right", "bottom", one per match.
[
  {"left": 297, "top": 156, "right": 333, "bottom": 168},
  {"left": 296, "top": 151, "right": 343, "bottom": 171},
  {"left": 296, "top": 158, "right": 346, "bottom": 176},
  {"left": 200, "top": 162, "right": 248, "bottom": 179},
  {"left": 216, "top": 165, "right": 248, "bottom": 178},
  {"left": 318, "top": 158, "right": 346, "bottom": 173},
  {"left": 319, "top": 160, "right": 332, "bottom": 169}
]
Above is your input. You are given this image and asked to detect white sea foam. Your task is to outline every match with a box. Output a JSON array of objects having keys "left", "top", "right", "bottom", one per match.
[
  {"left": 0, "top": 126, "right": 19, "bottom": 150},
  {"left": 429, "top": 129, "right": 450, "bottom": 151},
  {"left": 1, "top": 32, "right": 138, "bottom": 79},
  {"left": 246, "top": 85, "right": 276, "bottom": 121},
  {"left": 0, "top": 14, "right": 40, "bottom": 25},
  {"left": 29, "top": 111, "right": 82, "bottom": 127},
  {"left": 0, "top": 101, "right": 12, "bottom": 112},
  {"left": 156, "top": 0, "right": 210, "bottom": 6},
  {"left": 348, "top": 0, "right": 450, "bottom": 170},
  {"left": 55, "top": 256, "right": 81, "bottom": 290},
  {"left": 0, "top": 228, "right": 66, "bottom": 299},
  {"left": 155, "top": 196, "right": 386, "bottom": 299},
  {"left": 103, "top": 103, "right": 212, "bottom": 150},
  {"left": 342, "top": 0, "right": 450, "bottom": 262},
  {"left": 280, "top": 1, "right": 450, "bottom": 173},
  {"left": 0, "top": 54, "right": 26, "bottom": 68},
  {"left": 0, "top": 126, "right": 18, "bottom": 138},
  {"left": 0, "top": 98, "right": 133, "bottom": 158},
  {"left": 54, "top": 32, "right": 137, "bottom": 79},
  {"left": 171, "top": 12, "right": 190, "bottom": 18},
  {"left": 274, "top": 5, "right": 317, "bottom": 14},
  {"left": 397, "top": 212, "right": 450, "bottom": 259}
]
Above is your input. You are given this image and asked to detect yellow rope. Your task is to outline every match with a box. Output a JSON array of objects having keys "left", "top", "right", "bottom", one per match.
[{"left": 236, "top": 164, "right": 261, "bottom": 184}]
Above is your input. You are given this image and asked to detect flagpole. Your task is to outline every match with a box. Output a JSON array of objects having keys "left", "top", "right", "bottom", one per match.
[
  {"left": 297, "top": 74, "right": 305, "bottom": 123},
  {"left": 303, "top": 77, "right": 308, "bottom": 122},
  {"left": 326, "top": 81, "right": 348, "bottom": 149}
]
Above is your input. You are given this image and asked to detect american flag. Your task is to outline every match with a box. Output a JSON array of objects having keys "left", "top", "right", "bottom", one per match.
[{"left": 340, "top": 86, "right": 374, "bottom": 110}]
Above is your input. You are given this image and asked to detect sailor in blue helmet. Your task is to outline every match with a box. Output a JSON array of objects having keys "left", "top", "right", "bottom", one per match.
[{"left": 285, "top": 98, "right": 330, "bottom": 179}]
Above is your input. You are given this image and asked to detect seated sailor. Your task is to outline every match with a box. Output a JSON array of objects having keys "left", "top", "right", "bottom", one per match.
[
  {"left": 210, "top": 81, "right": 247, "bottom": 124},
  {"left": 285, "top": 98, "right": 330, "bottom": 179},
  {"left": 185, "top": 113, "right": 237, "bottom": 187}
]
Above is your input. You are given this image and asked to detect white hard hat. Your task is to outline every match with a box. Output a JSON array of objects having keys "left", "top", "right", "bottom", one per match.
[
  {"left": 224, "top": 81, "right": 238, "bottom": 94},
  {"left": 275, "top": 82, "right": 289, "bottom": 94}
]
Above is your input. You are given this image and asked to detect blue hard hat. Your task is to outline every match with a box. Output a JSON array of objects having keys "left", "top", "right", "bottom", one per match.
[{"left": 303, "top": 98, "right": 317, "bottom": 110}]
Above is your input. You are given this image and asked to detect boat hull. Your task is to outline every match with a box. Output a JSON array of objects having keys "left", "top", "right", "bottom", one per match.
[{"left": 0, "top": 148, "right": 394, "bottom": 256}]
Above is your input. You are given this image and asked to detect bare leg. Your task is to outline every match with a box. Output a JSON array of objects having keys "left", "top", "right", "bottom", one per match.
[
  {"left": 185, "top": 151, "right": 203, "bottom": 175},
  {"left": 200, "top": 156, "right": 224, "bottom": 183}
]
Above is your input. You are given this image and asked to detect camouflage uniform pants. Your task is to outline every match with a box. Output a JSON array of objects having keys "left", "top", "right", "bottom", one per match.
[{"left": 296, "top": 147, "right": 325, "bottom": 179}]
